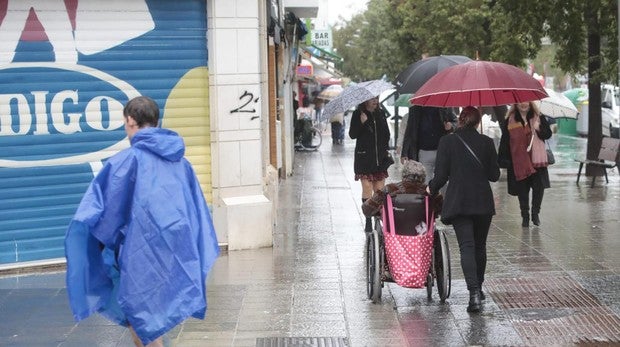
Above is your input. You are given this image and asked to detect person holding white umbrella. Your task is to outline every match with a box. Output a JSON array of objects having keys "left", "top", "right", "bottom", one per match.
[
  {"left": 322, "top": 80, "right": 395, "bottom": 232},
  {"left": 349, "top": 96, "right": 392, "bottom": 232},
  {"left": 498, "top": 101, "right": 552, "bottom": 228}
]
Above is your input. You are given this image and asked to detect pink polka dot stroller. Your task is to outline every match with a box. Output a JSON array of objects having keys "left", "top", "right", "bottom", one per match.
[{"left": 365, "top": 194, "right": 451, "bottom": 304}]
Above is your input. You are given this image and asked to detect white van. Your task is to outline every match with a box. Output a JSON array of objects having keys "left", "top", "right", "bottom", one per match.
[{"left": 576, "top": 84, "right": 620, "bottom": 138}]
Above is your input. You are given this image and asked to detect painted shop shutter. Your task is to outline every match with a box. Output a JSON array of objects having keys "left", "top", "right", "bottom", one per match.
[{"left": 0, "top": 0, "right": 211, "bottom": 266}]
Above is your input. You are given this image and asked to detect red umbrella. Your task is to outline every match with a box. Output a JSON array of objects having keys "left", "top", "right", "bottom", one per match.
[{"left": 410, "top": 61, "right": 548, "bottom": 107}]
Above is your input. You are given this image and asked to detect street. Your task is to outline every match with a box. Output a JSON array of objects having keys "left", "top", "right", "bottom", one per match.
[{"left": 1, "top": 133, "right": 619, "bottom": 346}]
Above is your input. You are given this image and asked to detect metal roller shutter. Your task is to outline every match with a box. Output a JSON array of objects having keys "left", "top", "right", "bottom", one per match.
[{"left": 0, "top": 0, "right": 210, "bottom": 266}]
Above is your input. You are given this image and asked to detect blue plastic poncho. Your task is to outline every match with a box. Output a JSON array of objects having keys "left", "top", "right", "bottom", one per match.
[{"left": 65, "top": 127, "right": 219, "bottom": 345}]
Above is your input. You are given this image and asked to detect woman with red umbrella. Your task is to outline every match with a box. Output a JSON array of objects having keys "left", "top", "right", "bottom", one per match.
[
  {"left": 427, "top": 106, "right": 500, "bottom": 313},
  {"left": 498, "top": 101, "right": 552, "bottom": 227}
]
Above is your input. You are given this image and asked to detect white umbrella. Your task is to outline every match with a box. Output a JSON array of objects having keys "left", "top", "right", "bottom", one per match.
[
  {"left": 323, "top": 80, "right": 395, "bottom": 118},
  {"left": 537, "top": 88, "right": 579, "bottom": 119},
  {"left": 317, "top": 85, "right": 344, "bottom": 100}
]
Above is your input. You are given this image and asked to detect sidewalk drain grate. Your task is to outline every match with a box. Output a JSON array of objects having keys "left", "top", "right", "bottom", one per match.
[
  {"left": 513, "top": 306, "right": 620, "bottom": 345},
  {"left": 486, "top": 276, "right": 620, "bottom": 344},
  {"left": 486, "top": 276, "right": 600, "bottom": 309},
  {"left": 256, "top": 337, "right": 348, "bottom": 347}
]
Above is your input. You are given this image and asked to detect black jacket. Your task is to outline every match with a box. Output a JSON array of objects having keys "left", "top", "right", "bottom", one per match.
[
  {"left": 401, "top": 106, "right": 456, "bottom": 160},
  {"left": 349, "top": 107, "right": 390, "bottom": 174},
  {"left": 498, "top": 115, "right": 552, "bottom": 195},
  {"left": 429, "top": 128, "right": 501, "bottom": 225}
]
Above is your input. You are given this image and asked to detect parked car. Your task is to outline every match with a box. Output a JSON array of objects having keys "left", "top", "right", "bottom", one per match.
[{"left": 576, "top": 84, "right": 620, "bottom": 138}]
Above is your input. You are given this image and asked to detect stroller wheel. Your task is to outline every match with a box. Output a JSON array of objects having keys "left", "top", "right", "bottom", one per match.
[
  {"left": 434, "top": 228, "right": 452, "bottom": 302},
  {"left": 426, "top": 273, "right": 433, "bottom": 300},
  {"left": 365, "top": 219, "right": 383, "bottom": 303}
]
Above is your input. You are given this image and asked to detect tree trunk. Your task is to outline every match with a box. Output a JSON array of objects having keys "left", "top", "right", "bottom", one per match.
[{"left": 585, "top": 3, "right": 604, "bottom": 177}]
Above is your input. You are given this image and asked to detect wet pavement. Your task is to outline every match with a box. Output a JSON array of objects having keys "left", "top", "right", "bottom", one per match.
[{"left": 1, "top": 134, "right": 619, "bottom": 346}]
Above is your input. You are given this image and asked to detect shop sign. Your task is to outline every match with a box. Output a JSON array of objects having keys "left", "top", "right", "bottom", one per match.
[
  {"left": 311, "top": 30, "right": 332, "bottom": 50},
  {"left": 296, "top": 64, "right": 313, "bottom": 76}
]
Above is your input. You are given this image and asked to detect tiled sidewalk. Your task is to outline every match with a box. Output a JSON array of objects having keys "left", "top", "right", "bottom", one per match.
[{"left": 1, "top": 134, "right": 619, "bottom": 346}]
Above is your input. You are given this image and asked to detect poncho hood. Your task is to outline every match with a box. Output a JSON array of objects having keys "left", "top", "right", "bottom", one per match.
[{"left": 131, "top": 127, "right": 185, "bottom": 162}]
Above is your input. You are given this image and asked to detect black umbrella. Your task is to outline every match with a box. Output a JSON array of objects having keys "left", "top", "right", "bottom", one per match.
[{"left": 394, "top": 55, "right": 472, "bottom": 94}]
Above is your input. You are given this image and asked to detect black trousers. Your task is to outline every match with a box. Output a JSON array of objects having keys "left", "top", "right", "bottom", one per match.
[
  {"left": 517, "top": 176, "right": 545, "bottom": 215},
  {"left": 451, "top": 214, "right": 493, "bottom": 291}
]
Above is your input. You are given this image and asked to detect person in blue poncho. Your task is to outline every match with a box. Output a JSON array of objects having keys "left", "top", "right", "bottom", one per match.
[{"left": 65, "top": 96, "right": 220, "bottom": 346}]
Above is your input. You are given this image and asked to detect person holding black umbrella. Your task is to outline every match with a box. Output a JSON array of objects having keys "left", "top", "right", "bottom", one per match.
[{"left": 401, "top": 105, "right": 457, "bottom": 184}]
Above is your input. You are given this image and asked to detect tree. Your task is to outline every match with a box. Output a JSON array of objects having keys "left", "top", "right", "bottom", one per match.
[
  {"left": 333, "top": 0, "right": 618, "bottom": 178},
  {"left": 333, "top": 0, "right": 412, "bottom": 81},
  {"left": 544, "top": 0, "right": 618, "bottom": 175},
  {"left": 394, "top": 0, "right": 489, "bottom": 59}
]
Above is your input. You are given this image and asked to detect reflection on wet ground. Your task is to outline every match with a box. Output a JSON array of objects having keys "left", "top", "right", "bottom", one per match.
[{"left": 0, "top": 134, "right": 618, "bottom": 346}]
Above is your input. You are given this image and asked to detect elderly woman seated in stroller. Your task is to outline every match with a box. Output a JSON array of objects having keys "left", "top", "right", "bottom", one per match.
[{"left": 362, "top": 160, "right": 443, "bottom": 219}]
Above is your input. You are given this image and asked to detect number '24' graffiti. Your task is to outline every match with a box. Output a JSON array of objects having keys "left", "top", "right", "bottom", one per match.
[{"left": 230, "top": 91, "right": 260, "bottom": 120}]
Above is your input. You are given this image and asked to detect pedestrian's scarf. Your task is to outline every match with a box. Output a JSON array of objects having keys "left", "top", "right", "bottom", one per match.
[{"left": 508, "top": 115, "right": 537, "bottom": 181}]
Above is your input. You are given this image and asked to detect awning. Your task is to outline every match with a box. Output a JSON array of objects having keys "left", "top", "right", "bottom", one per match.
[
  {"left": 300, "top": 45, "right": 344, "bottom": 80},
  {"left": 306, "top": 45, "right": 343, "bottom": 64}
]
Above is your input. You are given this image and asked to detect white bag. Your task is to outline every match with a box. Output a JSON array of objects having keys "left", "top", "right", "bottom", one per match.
[{"left": 330, "top": 112, "right": 344, "bottom": 124}]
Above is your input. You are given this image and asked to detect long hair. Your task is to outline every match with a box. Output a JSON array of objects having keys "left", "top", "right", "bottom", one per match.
[
  {"left": 458, "top": 106, "right": 482, "bottom": 128},
  {"left": 507, "top": 101, "right": 540, "bottom": 125}
]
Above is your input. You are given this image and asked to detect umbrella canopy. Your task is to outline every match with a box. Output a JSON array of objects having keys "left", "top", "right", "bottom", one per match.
[
  {"left": 317, "top": 84, "right": 344, "bottom": 100},
  {"left": 386, "top": 93, "right": 414, "bottom": 107},
  {"left": 394, "top": 55, "right": 472, "bottom": 94},
  {"left": 563, "top": 88, "right": 588, "bottom": 107},
  {"left": 536, "top": 88, "right": 579, "bottom": 119},
  {"left": 395, "top": 93, "right": 414, "bottom": 107},
  {"left": 323, "top": 79, "right": 395, "bottom": 117},
  {"left": 410, "top": 61, "right": 548, "bottom": 107}
]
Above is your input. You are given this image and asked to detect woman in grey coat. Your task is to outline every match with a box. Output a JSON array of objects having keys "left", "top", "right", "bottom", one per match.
[{"left": 428, "top": 106, "right": 500, "bottom": 313}]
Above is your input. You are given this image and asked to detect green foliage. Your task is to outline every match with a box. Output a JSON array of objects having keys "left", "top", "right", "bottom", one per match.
[
  {"left": 331, "top": 0, "right": 618, "bottom": 162},
  {"left": 332, "top": 0, "right": 410, "bottom": 81},
  {"left": 332, "top": 0, "right": 618, "bottom": 85}
]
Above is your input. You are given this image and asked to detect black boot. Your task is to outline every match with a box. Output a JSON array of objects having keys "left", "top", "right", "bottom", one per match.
[
  {"left": 365, "top": 217, "right": 372, "bottom": 232},
  {"left": 479, "top": 289, "right": 486, "bottom": 300},
  {"left": 521, "top": 213, "right": 529, "bottom": 228},
  {"left": 531, "top": 214, "right": 540, "bottom": 226},
  {"left": 467, "top": 289, "right": 482, "bottom": 312},
  {"left": 531, "top": 189, "right": 543, "bottom": 226},
  {"left": 362, "top": 199, "right": 372, "bottom": 232},
  {"left": 518, "top": 194, "right": 530, "bottom": 228}
]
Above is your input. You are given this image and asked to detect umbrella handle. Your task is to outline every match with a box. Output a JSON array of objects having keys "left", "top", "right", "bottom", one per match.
[{"left": 526, "top": 132, "right": 535, "bottom": 152}]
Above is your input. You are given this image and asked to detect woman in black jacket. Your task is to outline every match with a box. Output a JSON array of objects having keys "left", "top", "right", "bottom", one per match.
[
  {"left": 428, "top": 106, "right": 500, "bottom": 313},
  {"left": 497, "top": 102, "right": 552, "bottom": 227},
  {"left": 349, "top": 96, "right": 391, "bottom": 232}
]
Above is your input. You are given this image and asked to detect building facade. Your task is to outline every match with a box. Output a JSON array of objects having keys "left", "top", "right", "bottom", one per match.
[{"left": 0, "top": 0, "right": 318, "bottom": 268}]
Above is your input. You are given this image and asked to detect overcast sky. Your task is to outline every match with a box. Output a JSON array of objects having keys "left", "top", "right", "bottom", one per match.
[{"left": 317, "top": 0, "right": 369, "bottom": 27}]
